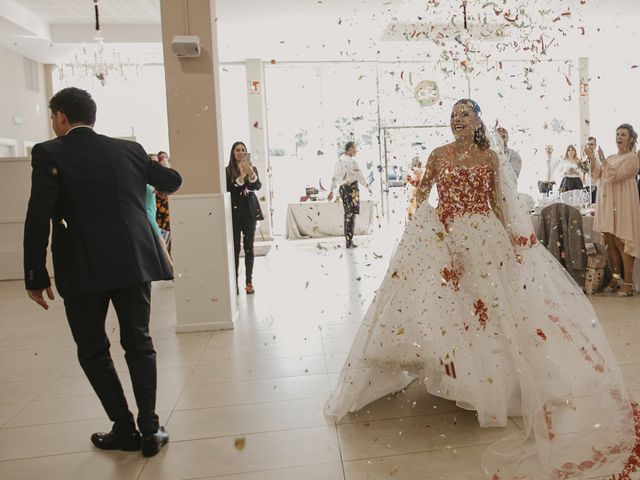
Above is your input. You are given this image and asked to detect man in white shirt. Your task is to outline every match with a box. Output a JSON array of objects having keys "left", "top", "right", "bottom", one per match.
[
  {"left": 538, "top": 144, "right": 557, "bottom": 194},
  {"left": 327, "top": 142, "right": 372, "bottom": 248},
  {"left": 497, "top": 127, "right": 522, "bottom": 178}
]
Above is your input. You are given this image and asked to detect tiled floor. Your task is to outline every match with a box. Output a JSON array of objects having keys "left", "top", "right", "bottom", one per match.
[{"left": 0, "top": 233, "right": 638, "bottom": 480}]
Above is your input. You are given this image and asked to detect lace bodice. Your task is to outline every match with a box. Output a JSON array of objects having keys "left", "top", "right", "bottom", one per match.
[{"left": 436, "top": 162, "right": 493, "bottom": 226}]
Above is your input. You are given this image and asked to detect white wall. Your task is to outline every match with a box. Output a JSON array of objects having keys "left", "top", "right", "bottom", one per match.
[
  {"left": 52, "top": 64, "right": 170, "bottom": 155},
  {"left": 0, "top": 156, "right": 51, "bottom": 280},
  {"left": 0, "top": 46, "right": 49, "bottom": 279},
  {"left": 589, "top": 60, "right": 640, "bottom": 155},
  {"left": 218, "top": 65, "right": 251, "bottom": 166},
  {"left": 0, "top": 45, "right": 50, "bottom": 155}
]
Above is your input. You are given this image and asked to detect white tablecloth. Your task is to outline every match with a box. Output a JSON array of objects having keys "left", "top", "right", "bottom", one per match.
[{"left": 286, "top": 200, "right": 374, "bottom": 239}]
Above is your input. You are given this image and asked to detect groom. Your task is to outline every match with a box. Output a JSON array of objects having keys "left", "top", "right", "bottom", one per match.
[{"left": 23, "top": 87, "right": 182, "bottom": 457}]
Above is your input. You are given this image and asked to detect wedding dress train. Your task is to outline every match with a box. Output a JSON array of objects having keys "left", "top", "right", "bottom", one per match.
[{"left": 325, "top": 145, "right": 639, "bottom": 479}]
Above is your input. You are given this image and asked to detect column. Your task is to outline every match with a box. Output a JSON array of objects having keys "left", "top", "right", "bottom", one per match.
[
  {"left": 578, "top": 57, "right": 590, "bottom": 147},
  {"left": 160, "top": 0, "right": 238, "bottom": 332},
  {"left": 245, "top": 59, "right": 274, "bottom": 240}
]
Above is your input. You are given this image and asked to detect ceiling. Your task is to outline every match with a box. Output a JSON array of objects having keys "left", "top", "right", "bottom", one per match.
[
  {"left": 0, "top": 0, "right": 638, "bottom": 64},
  {"left": 14, "top": 0, "right": 377, "bottom": 25},
  {"left": 16, "top": 0, "right": 161, "bottom": 25}
]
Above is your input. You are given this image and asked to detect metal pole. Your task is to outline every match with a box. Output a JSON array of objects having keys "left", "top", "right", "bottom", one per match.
[
  {"left": 578, "top": 57, "right": 592, "bottom": 203},
  {"left": 375, "top": 64, "right": 386, "bottom": 218}
]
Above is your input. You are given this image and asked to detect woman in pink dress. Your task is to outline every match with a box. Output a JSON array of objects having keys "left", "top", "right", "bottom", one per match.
[{"left": 587, "top": 124, "right": 640, "bottom": 297}]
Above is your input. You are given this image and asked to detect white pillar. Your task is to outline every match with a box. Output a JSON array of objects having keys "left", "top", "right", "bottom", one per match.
[
  {"left": 578, "top": 57, "right": 590, "bottom": 147},
  {"left": 245, "top": 58, "right": 274, "bottom": 241},
  {"left": 160, "top": 0, "right": 238, "bottom": 332},
  {"left": 170, "top": 194, "right": 237, "bottom": 332}
]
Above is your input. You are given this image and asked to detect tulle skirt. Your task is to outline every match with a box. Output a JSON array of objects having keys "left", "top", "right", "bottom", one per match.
[{"left": 325, "top": 202, "right": 637, "bottom": 479}]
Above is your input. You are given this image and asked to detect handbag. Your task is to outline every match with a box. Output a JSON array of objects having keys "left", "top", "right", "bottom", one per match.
[{"left": 247, "top": 192, "right": 264, "bottom": 221}]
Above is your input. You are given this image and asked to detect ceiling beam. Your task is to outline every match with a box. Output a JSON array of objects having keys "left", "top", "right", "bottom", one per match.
[
  {"left": 50, "top": 24, "right": 162, "bottom": 44},
  {"left": 0, "top": 0, "right": 50, "bottom": 40}
]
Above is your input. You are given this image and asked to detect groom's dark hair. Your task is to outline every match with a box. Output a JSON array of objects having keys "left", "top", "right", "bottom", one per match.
[
  {"left": 454, "top": 99, "right": 490, "bottom": 150},
  {"left": 49, "top": 87, "right": 96, "bottom": 125}
]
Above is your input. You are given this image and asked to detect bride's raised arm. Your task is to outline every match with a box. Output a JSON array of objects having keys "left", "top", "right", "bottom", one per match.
[{"left": 414, "top": 148, "right": 440, "bottom": 207}]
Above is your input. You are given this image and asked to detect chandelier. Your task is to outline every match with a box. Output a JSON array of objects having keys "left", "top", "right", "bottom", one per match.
[{"left": 55, "top": 0, "right": 141, "bottom": 86}]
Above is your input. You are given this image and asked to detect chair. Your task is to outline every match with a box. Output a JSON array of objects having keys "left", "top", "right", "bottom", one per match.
[
  {"left": 536, "top": 203, "right": 587, "bottom": 287},
  {"left": 518, "top": 193, "right": 535, "bottom": 211}
]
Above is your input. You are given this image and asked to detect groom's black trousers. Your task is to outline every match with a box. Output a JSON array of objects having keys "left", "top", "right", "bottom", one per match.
[{"left": 63, "top": 282, "right": 159, "bottom": 435}]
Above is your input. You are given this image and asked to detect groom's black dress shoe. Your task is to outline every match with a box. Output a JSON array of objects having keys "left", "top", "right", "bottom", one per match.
[
  {"left": 91, "top": 429, "right": 141, "bottom": 451},
  {"left": 141, "top": 427, "right": 169, "bottom": 457}
]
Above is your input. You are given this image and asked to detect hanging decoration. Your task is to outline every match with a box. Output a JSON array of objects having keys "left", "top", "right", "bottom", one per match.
[
  {"left": 414, "top": 80, "right": 440, "bottom": 107},
  {"left": 55, "top": 0, "right": 141, "bottom": 86}
]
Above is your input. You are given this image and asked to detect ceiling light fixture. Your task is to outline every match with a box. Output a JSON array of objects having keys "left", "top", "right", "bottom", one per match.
[{"left": 55, "top": 0, "right": 141, "bottom": 86}]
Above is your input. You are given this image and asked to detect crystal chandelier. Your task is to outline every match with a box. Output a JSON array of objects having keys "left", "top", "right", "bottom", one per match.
[{"left": 55, "top": 0, "right": 141, "bottom": 86}]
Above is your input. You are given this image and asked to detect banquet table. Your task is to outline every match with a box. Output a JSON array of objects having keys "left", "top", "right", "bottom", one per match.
[{"left": 286, "top": 200, "right": 374, "bottom": 239}]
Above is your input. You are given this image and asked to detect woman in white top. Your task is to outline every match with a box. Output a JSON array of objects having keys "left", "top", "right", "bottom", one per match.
[{"left": 558, "top": 144, "right": 584, "bottom": 193}]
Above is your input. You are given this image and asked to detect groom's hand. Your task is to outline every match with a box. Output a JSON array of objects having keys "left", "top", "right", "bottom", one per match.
[{"left": 27, "top": 287, "right": 55, "bottom": 310}]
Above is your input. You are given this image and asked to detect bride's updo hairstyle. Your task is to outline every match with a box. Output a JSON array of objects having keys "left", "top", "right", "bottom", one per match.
[{"left": 453, "top": 99, "right": 491, "bottom": 150}]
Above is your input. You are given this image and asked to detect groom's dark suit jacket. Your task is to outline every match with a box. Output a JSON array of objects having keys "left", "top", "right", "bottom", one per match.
[{"left": 23, "top": 127, "right": 182, "bottom": 298}]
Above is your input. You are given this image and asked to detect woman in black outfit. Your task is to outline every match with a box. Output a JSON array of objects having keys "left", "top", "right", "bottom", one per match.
[{"left": 226, "top": 141, "right": 261, "bottom": 294}]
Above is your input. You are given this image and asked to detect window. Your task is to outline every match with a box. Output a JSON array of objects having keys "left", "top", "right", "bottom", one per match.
[{"left": 0, "top": 138, "right": 18, "bottom": 157}]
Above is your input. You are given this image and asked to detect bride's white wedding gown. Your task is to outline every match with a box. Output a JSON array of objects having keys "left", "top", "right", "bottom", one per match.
[{"left": 325, "top": 157, "right": 639, "bottom": 479}]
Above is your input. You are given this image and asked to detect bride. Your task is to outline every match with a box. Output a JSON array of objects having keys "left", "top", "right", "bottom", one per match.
[{"left": 325, "top": 99, "right": 639, "bottom": 479}]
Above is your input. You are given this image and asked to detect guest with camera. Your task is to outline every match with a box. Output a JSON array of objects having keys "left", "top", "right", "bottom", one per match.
[{"left": 226, "top": 141, "right": 262, "bottom": 295}]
